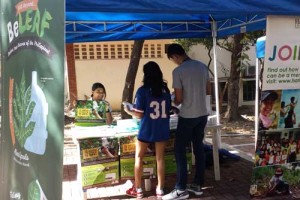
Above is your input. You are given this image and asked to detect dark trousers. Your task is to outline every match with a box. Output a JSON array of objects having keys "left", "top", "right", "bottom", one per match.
[{"left": 174, "top": 115, "right": 208, "bottom": 190}]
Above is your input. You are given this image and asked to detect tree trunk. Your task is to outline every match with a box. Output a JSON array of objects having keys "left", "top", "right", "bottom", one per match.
[
  {"left": 207, "top": 47, "right": 227, "bottom": 113},
  {"left": 219, "top": 81, "right": 228, "bottom": 113},
  {"left": 225, "top": 33, "right": 244, "bottom": 121},
  {"left": 205, "top": 47, "right": 226, "bottom": 113},
  {"left": 121, "top": 40, "right": 144, "bottom": 119}
]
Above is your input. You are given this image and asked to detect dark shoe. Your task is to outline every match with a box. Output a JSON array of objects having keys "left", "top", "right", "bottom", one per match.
[{"left": 187, "top": 183, "right": 203, "bottom": 196}]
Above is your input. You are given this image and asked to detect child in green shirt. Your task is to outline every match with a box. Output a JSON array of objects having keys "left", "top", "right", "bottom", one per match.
[{"left": 90, "top": 82, "right": 113, "bottom": 125}]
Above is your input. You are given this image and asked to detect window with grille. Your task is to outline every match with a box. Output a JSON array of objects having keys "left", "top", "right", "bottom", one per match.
[
  {"left": 74, "top": 44, "right": 80, "bottom": 59},
  {"left": 157, "top": 44, "right": 162, "bottom": 58},
  {"left": 96, "top": 44, "right": 101, "bottom": 59},
  {"left": 103, "top": 45, "right": 109, "bottom": 59},
  {"left": 124, "top": 44, "right": 129, "bottom": 58},
  {"left": 243, "top": 80, "right": 255, "bottom": 101},
  {"left": 73, "top": 42, "right": 164, "bottom": 60},
  {"left": 211, "top": 81, "right": 228, "bottom": 105}
]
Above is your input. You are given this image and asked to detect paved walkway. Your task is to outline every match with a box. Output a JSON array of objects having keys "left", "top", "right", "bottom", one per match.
[{"left": 62, "top": 127, "right": 257, "bottom": 199}]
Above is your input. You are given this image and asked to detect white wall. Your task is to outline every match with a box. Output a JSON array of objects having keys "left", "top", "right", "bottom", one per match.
[
  {"left": 75, "top": 58, "right": 174, "bottom": 111},
  {"left": 189, "top": 44, "right": 232, "bottom": 78}
]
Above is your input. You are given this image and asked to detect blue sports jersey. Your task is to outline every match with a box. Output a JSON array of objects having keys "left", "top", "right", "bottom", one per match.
[{"left": 133, "top": 86, "right": 171, "bottom": 142}]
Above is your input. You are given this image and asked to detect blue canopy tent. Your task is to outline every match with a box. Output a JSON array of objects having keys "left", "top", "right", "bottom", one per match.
[
  {"left": 65, "top": 0, "right": 300, "bottom": 119},
  {"left": 65, "top": 0, "right": 300, "bottom": 180},
  {"left": 65, "top": 0, "right": 300, "bottom": 43}
]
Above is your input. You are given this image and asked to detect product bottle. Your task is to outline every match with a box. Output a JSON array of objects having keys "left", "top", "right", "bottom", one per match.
[{"left": 24, "top": 71, "right": 48, "bottom": 155}]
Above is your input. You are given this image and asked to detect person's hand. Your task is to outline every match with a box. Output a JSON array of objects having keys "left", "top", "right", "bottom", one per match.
[
  {"left": 101, "top": 146, "right": 114, "bottom": 158},
  {"left": 122, "top": 102, "right": 133, "bottom": 113},
  {"left": 92, "top": 109, "right": 102, "bottom": 119},
  {"left": 171, "top": 92, "right": 175, "bottom": 101},
  {"left": 170, "top": 106, "right": 179, "bottom": 114},
  {"left": 123, "top": 104, "right": 130, "bottom": 114},
  {"left": 101, "top": 146, "right": 109, "bottom": 154}
]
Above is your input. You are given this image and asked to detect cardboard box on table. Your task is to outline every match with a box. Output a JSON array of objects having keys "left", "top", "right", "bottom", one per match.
[
  {"left": 164, "top": 151, "right": 193, "bottom": 176},
  {"left": 75, "top": 100, "right": 108, "bottom": 126},
  {"left": 165, "top": 131, "right": 192, "bottom": 176},
  {"left": 78, "top": 137, "right": 119, "bottom": 189},
  {"left": 119, "top": 136, "right": 156, "bottom": 179},
  {"left": 74, "top": 100, "right": 119, "bottom": 188}
]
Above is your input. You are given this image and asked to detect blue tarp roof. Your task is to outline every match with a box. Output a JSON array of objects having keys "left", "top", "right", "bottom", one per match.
[{"left": 65, "top": 0, "right": 300, "bottom": 43}]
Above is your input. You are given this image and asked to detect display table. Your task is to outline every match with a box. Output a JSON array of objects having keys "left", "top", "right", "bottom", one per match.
[
  {"left": 206, "top": 123, "right": 223, "bottom": 181},
  {"left": 71, "top": 118, "right": 222, "bottom": 184}
]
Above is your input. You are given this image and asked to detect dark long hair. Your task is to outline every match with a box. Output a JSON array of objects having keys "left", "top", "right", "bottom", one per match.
[
  {"left": 143, "top": 61, "right": 169, "bottom": 97},
  {"left": 91, "top": 82, "right": 106, "bottom": 97}
]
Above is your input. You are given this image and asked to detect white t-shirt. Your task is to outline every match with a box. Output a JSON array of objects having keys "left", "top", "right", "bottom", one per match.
[{"left": 268, "top": 155, "right": 274, "bottom": 164}]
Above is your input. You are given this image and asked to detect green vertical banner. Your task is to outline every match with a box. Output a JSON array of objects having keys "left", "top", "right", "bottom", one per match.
[{"left": 0, "top": 0, "right": 64, "bottom": 199}]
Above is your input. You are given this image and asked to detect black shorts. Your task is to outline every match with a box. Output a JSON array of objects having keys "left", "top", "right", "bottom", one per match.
[{"left": 138, "top": 138, "right": 151, "bottom": 144}]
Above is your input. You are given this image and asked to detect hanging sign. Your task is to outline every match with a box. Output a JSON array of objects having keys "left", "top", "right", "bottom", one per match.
[{"left": 262, "top": 16, "right": 300, "bottom": 90}]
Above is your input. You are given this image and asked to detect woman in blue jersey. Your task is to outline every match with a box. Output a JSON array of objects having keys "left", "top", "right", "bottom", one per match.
[{"left": 124, "top": 61, "right": 171, "bottom": 199}]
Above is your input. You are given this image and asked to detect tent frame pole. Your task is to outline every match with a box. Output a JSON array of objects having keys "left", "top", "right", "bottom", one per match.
[
  {"left": 255, "top": 58, "right": 259, "bottom": 149},
  {"left": 211, "top": 20, "right": 221, "bottom": 181},
  {"left": 212, "top": 21, "right": 220, "bottom": 124}
]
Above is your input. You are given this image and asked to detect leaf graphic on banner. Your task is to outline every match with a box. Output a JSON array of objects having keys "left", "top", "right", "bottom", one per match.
[
  {"left": 13, "top": 71, "right": 36, "bottom": 147},
  {"left": 28, "top": 180, "right": 40, "bottom": 200}
]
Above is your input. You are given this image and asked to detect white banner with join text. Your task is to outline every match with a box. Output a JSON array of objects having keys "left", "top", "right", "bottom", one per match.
[{"left": 262, "top": 16, "right": 300, "bottom": 90}]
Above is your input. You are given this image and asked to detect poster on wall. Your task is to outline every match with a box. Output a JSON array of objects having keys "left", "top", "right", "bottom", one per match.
[
  {"left": 251, "top": 16, "right": 300, "bottom": 199},
  {"left": 0, "top": 0, "right": 64, "bottom": 199}
]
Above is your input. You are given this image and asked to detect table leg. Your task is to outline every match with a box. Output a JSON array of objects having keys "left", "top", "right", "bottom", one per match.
[
  {"left": 212, "top": 128, "right": 221, "bottom": 180},
  {"left": 83, "top": 189, "right": 87, "bottom": 200}
]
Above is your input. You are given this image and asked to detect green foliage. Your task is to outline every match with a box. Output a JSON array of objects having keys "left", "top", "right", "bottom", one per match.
[
  {"left": 239, "top": 30, "right": 265, "bottom": 71},
  {"left": 28, "top": 180, "right": 40, "bottom": 200},
  {"left": 252, "top": 165, "right": 300, "bottom": 188},
  {"left": 76, "top": 100, "right": 93, "bottom": 108},
  {"left": 251, "top": 166, "right": 275, "bottom": 183},
  {"left": 282, "top": 168, "right": 300, "bottom": 186},
  {"left": 175, "top": 38, "right": 213, "bottom": 52},
  {"left": 13, "top": 71, "right": 36, "bottom": 147},
  {"left": 175, "top": 30, "right": 265, "bottom": 72},
  {"left": 175, "top": 38, "right": 215, "bottom": 75}
]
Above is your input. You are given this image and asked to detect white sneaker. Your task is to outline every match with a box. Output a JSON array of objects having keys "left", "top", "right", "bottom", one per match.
[
  {"left": 162, "top": 189, "right": 189, "bottom": 200},
  {"left": 156, "top": 188, "right": 164, "bottom": 199}
]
